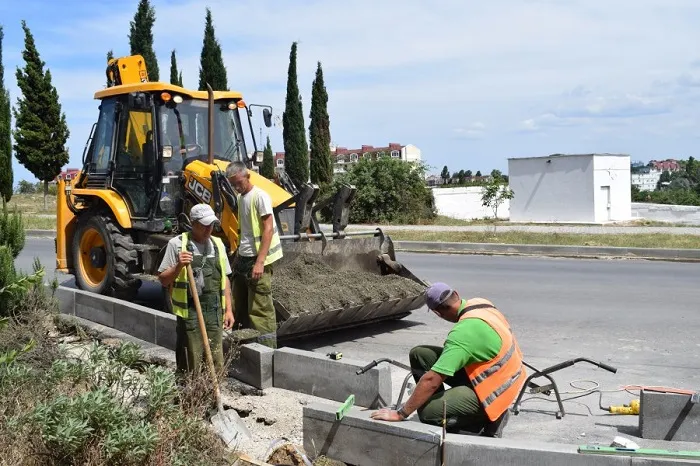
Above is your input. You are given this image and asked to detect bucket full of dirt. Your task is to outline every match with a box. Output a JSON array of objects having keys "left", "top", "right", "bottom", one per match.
[{"left": 269, "top": 230, "right": 427, "bottom": 340}]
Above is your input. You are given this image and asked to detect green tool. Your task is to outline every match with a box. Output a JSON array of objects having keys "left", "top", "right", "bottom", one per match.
[
  {"left": 579, "top": 445, "right": 700, "bottom": 460},
  {"left": 336, "top": 394, "right": 355, "bottom": 421}
]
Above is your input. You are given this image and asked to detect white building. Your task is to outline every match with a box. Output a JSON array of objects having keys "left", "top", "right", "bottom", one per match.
[
  {"left": 508, "top": 153, "right": 632, "bottom": 223},
  {"left": 631, "top": 168, "right": 661, "bottom": 192}
]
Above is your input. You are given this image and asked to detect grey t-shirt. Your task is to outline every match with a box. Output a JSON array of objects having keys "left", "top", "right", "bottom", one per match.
[
  {"left": 158, "top": 235, "right": 232, "bottom": 275},
  {"left": 237, "top": 185, "right": 276, "bottom": 257}
]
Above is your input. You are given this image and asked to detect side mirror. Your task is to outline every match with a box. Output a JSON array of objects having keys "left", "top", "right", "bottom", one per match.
[
  {"left": 254, "top": 151, "right": 264, "bottom": 163},
  {"left": 263, "top": 108, "right": 272, "bottom": 128}
]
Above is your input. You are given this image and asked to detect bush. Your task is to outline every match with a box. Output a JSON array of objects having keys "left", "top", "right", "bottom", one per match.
[
  {"left": 328, "top": 158, "right": 436, "bottom": 224},
  {"left": 0, "top": 203, "right": 25, "bottom": 258}
]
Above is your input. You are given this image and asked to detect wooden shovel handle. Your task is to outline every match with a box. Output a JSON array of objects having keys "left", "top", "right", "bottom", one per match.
[{"left": 186, "top": 263, "right": 222, "bottom": 408}]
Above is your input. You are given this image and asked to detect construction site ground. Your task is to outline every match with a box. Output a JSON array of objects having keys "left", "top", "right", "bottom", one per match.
[{"left": 17, "top": 238, "right": 700, "bottom": 461}]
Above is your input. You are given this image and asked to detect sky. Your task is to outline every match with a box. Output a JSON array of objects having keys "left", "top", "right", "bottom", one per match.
[{"left": 2, "top": 0, "right": 700, "bottom": 186}]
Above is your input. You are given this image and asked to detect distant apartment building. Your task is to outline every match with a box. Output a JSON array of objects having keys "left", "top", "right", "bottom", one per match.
[
  {"left": 273, "top": 142, "right": 422, "bottom": 177},
  {"left": 631, "top": 168, "right": 661, "bottom": 192},
  {"left": 649, "top": 159, "right": 681, "bottom": 172}
]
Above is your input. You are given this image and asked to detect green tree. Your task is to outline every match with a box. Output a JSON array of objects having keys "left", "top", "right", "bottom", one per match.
[
  {"left": 169, "top": 50, "right": 182, "bottom": 86},
  {"left": 334, "top": 157, "right": 436, "bottom": 224},
  {"left": 13, "top": 21, "right": 70, "bottom": 210},
  {"left": 490, "top": 169, "right": 503, "bottom": 180},
  {"left": 128, "top": 0, "right": 159, "bottom": 81},
  {"left": 686, "top": 156, "right": 698, "bottom": 184},
  {"left": 260, "top": 135, "right": 275, "bottom": 179},
  {"left": 198, "top": 8, "right": 227, "bottom": 91},
  {"left": 309, "top": 62, "right": 332, "bottom": 185},
  {"left": 465, "top": 169, "right": 472, "bottom": 177},
  {"left": 282, "top": 42, "right": 308, "bottom": 186},
  {"left": 0, "top": 26, "right": 12, "bottom": 205},
  {"left": 481, "top": 176, "right": 514, "bottom": 225},
  {"left": 440, "top": 165, "right": 450, "bottom": 184}
]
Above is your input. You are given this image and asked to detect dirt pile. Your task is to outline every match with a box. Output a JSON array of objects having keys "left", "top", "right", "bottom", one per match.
[{"left": 271, "top": 253, "right": 426, "bottom": 315}]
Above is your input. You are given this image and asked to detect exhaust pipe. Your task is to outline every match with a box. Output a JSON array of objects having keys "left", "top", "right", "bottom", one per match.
[{"left": 207, "top": 83, "right": 214, "bottom": 165}]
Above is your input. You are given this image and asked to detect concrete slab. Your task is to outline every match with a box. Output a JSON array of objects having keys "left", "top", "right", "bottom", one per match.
[
  {"left": 303, "top": 402, "right": 700, "bottom": 466},
  {"left": 274, "top": 347, "right": 392, "bottom": 409},
  {"left": 445, "top": 435, "right": 629, "bottom": 466},
  {"left": 74, "top": 289, "right": 115, "bottom": 327},
  {"left": 228, "top": 343, "right": 274, "bottom": 389},
  {"left": 154, "top": 314, "right": 176, "bottom": 351},
  {"left": 113, "top": 301, "right": 157, "bottom": 344},
  {"left": 55, "top": 285, "right": 75, "bottom": 315},
  {"left": 303, "top": 401, "right": 441, "bottom": 466},
  {"left": 640, "top": 391, "right": 700, "bottom": 442}
]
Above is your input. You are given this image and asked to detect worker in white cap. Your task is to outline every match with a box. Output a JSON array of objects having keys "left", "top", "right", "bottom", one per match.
[{"left": 158, "top": 203, "right": 234, "bottom": 376}]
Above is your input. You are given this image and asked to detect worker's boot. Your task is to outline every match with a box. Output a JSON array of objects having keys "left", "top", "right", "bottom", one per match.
[{"left": 480, "top": 409, "right": 510, "bottom": 438}]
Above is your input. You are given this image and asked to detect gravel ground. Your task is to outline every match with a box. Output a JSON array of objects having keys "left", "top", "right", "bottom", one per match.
[
  {"left": 221, "top": 387, "right": 336, "bottom": 463},
  {"left": 323, "top": 223, "right": 700, "bottom": 235}
]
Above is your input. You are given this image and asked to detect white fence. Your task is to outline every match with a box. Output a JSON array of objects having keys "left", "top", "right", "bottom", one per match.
[
  {"left": 631, "top": 203, "right": 700, "bottom": 225},
  {"left": 431, "top": 186, "right": 509, "bottom": 220},
  {"left": 432, "top": 187, "right": 700, "bottom": 224}
]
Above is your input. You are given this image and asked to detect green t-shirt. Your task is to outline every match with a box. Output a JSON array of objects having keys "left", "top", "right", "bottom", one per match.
[{"left": 431, "top": 299, "right": 503, "bottom": 377}]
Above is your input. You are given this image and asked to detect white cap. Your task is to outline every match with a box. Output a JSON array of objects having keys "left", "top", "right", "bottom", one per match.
[{"left": 190, "top": 204, "right": 219, "bottom": 226}]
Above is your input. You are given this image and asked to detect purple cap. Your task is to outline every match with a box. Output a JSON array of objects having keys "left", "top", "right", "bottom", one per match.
[{"left": 425, "top": 282, "right": 455, "bottom": 310}]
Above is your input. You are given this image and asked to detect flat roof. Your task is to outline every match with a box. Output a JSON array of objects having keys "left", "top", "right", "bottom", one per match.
[
  {"left": 508, "top": 153, "right": 629, "bottom": 161},
  {"left": 94, "top": 82, "right": 243, "bottom": 100}
]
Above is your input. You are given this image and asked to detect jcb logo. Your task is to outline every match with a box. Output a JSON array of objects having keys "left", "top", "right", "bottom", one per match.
[{"left": 188, "top": 177, "right": 212, "bottom": 204}]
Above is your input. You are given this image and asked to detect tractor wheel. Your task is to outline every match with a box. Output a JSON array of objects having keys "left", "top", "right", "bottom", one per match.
[{"left": 72, "top": 213, "right": 141, "bottom": 301}]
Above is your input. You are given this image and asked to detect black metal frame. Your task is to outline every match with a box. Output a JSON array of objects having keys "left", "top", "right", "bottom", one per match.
[{"left": 512, "top": 358, "right": 618, "bottom": 419}]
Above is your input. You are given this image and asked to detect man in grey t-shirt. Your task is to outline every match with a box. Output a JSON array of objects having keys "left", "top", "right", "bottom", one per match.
[{"left": 226, "top": 161, "right": 283, "bottom": 348}]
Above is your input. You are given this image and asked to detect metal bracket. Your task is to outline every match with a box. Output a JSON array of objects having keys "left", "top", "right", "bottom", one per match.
[{"left": 691, "top": 392, "right": 699, "bottom": 404}]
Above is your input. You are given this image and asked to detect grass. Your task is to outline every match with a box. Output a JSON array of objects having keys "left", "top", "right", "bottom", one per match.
[
  {"left": 362, "top": 215, "right": 691, "bottom": 228},
  {"left": 23, "top": 216, "right": 56, "bottom": 230},
  {"left": 388, "top": 230, "right": 700, "bottom": 249},
  {"left": 7, "top": 193, "right": 56, "bottom": 215}
]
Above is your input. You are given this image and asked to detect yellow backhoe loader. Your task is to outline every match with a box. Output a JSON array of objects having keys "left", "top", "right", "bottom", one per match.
[{"left": 55, "top": 54, "right": 426, "bottom": 340}]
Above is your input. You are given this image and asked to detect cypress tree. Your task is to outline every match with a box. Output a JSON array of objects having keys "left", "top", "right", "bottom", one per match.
[
  {"left": 106, "top": 49, "right": 114, "bottom": 87},
  {"left": 170, "top": 49, "right": 182, "bottom": 86},
  {"left": 0, "top": 26, "right": 13, "bottom": 205},
  {"left": 282, "top": 42, "right": 308, "bottom": 186},
  {"left": 13, "top": 21, "right": 70, "bottom": 210},
  {"left": 261, "top": 135, "right": 275, "bottom": 179},
  {"left": 308, "top": 61, "right": 332, "bottom": 185},
  {"left": 198, "top": 8, "right": 228, "bottom": 91},
  {"left": 128, "top": 0, "right": 159, "bottom": 81}
]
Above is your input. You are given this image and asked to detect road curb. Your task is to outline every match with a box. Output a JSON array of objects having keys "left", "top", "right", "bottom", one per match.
[
  {"left": 27, "top": 229, "right": 700, "bottom": 261},
  {"left": 393, "top": 240, "right": 700, "bottom": 262},
  {"left": 26, "top": 229, "right": 54, "bottom": 237}
]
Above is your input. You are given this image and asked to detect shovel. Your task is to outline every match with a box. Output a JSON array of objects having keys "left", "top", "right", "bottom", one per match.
[{"left": 185, "top": 261, "right": 251, "bottom": 447}]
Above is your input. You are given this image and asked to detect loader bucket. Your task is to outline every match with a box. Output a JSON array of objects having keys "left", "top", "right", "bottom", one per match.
[{"left": 268, "top": 229, "right": 428, "bottom": 341}]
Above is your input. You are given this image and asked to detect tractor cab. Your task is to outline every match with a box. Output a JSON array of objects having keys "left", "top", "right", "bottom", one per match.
[{"left": 78, "top": 55, "right": 271, "bottom": 231}]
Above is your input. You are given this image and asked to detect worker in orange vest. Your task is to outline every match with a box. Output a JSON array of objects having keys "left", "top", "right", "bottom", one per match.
[{"left": 370, "top": 282, "right": 526, "bottom": 437}]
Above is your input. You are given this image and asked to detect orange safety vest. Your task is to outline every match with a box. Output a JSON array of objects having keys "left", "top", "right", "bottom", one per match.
[{"left": 459, "top": 298, "right": 527, "bottom": 422}]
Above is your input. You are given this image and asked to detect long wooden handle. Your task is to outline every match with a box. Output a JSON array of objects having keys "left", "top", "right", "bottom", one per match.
[{"left": 186, "top": 263, "right": 222, "bottom": 410}]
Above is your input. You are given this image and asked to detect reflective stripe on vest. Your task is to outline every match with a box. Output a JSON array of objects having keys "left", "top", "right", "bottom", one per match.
[
  {"left": 460, "top": 298, "right": 527, "bottom": 421},
  {"left": 238, "top": 187, "right": 283, "bottom": 266},
  {"left": 170, "top": 232, "right": 227, "bottom": 319}
]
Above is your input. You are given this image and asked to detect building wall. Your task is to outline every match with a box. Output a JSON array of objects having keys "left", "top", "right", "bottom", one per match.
[
  {"left": 631, "top": 170, "right": 661, "bottom": 192},
  {"left": 432, "top": 186, "right": 509, "bottom": 220},
  {"left": 508, "top": 155, "right": 595, "bottom": 222},
  {"left": 402, "top": 144, "right": 422, "bottom": 163},
  {"left": 592, "top": 155, "right": 632, "bottom": 222}
]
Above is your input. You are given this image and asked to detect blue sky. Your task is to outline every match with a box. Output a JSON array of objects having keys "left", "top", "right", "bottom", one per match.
[{"left": 2, "top": 0, "right": 700, "bottom": 186}]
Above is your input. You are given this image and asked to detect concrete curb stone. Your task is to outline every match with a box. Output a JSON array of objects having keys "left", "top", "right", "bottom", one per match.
[{"left": 394, "top": 240, "right": 700, "bottom": 261}]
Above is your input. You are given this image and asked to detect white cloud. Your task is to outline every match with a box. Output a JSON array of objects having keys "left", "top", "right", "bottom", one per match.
[{"left": 5, "top": 0, "right": 700, "bottom": 180}]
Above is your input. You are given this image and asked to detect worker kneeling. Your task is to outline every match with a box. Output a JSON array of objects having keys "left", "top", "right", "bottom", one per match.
[{"left": 371, "top": 282, "right": 526, "bottom": 437}]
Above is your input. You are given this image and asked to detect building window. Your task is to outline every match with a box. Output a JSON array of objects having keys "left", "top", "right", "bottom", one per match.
[
  {"left": 337, "top": 155, "right": 346, "bottom": 163},
  {"left": 277, "top": 159, "right": 284, "bottom": 167},
  {"left": 391, "top": 150, "right": 400, "bottom": 158},
  {"left": 352, "top": 153, "right": 360, "bottom": 162},
  {"left": 364, "top": 152, "right": 372, "bottom": 159}
]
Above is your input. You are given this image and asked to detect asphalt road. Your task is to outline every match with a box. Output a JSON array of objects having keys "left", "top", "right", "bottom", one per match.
[{"left": 16, "top": 237, "right": 700, "bottom": 445}]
